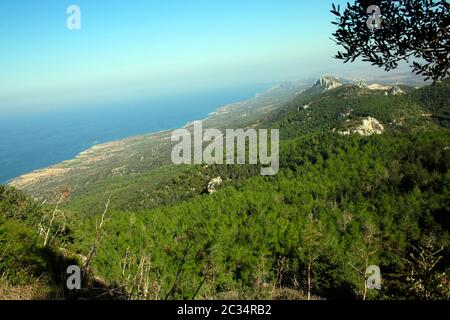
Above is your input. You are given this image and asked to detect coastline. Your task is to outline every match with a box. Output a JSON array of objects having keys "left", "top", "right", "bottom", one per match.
[
  {"left": 7, "top": 93, "right": 262, "bottom": 190},
  {"left": 7, "top": 79, "right": 306, "bottom": 195}
]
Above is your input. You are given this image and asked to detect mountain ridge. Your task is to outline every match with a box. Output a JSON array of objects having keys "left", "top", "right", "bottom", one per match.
[
  {"left": 2, "top": 75, "right": 448, "bottom": 300},
  {"left": 9, "top": 75, "right": 436, "bottom": 203}
]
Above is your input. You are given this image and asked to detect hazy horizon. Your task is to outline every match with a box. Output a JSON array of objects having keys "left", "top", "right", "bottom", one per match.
[
  {"left": 1, "top": 0, "right": 364, "bottom": 114},
  {"left": 0, "top": 0, "right": 427, "bottom": 181}
]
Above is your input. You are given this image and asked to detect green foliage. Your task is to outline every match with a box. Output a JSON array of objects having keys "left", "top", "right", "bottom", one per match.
[
  {"left": 331, "top": 0, "right": 450, "bottom": 82},
  {"left": 71, "top": 128, "right": 449, "bottom": 300},
  {"left": 267, "top": 84, "right": 432, "bottom": 140},
  {"left": 411, "top": 78, "right": 450, "bottom": 126},
  {"left": 0, "top": 216, "right": 44, "bottom": 284},
  {"left": 0, "top": 186, "right": 78, "bottom": 293},
  {"left": 3, "top": 80, "right": 449, "bottom": 300},
  {"left": 0, "top": 185, "right": 42, "bottom": 225},
  {"left": 65, "top": 163, "right": 260, "bottom": 214},
  {"left": 0, "top": 186, "right": 46, "bottom": 284}
]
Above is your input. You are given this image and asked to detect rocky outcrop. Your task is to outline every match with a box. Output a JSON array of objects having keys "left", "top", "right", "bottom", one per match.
[
  {"left": 355, "top": 81, "right": 368, "bottom": 89},
  {"left": 385, "top": 86, "right": 406, "bottom": 96},
  {"left": 338, "top": 117, "right": 384, "bottom": 136},
  {"left": 313, "top": 76, "right": 343, "bottom": 91},
  {"left": 366, "top": 83, "right": 392, "bottom": 91},
  {"left": 206, "top": 177, "right": 223, "bottom": 194},
  {"left": 298, "top": 104, "right": 310, "bottom": 111},
  {"left": 363, "top": 83, "right": 405, "bottom": 95}
]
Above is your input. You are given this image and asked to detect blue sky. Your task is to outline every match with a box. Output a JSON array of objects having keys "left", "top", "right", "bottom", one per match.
[{"left": 0, "top": 0, "right": 355, "bottom": 113}]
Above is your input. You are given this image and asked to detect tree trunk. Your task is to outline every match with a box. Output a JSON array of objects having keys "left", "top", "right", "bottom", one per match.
[
  {"left": 363, "top": 253, "right": 369, "bottom": 300},
  {"left": 307, "top": 262, "right": 311, "bottom": 301},
  {"left": 43, "top": 195, "right": 64, "bottom": 247}
]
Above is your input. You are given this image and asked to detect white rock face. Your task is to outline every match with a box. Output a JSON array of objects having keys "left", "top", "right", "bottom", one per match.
[
  {"left": 314, "top": 76, "right": 343, "bottom": 91},
  {"left": 386, "top": 86, "right": 405, "bottom": 96},
  {"left": 298, "top": 104, "right": 310, "bottom": 110},
  {"left": 207, "top": 177, "right": 223, "bottom": 194},
  {"left": 366, "top": 83, "right": 405, "bottom": 96},
  {"left": 339, "top": 117, "right": 384, "bottom": 136},
  {"left": 356, "top": 117, "right": 385, "bottom": 136},
  {"left": 355, "top": 81, "right": 368, "bottom": 89},
  {"left": 367, "top": 83, "right": 392, "bottom": 91}
]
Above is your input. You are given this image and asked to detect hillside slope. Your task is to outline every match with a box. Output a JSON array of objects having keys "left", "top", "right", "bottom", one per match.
[
  {"left": 9, "top": 81, "right": 309, "bottom": 202},
  {"left": 67, "top": 78, "right": 449, "bottom": 300},
  {"left": 3, "top": 77, "right": 449, "bottom": 300}
]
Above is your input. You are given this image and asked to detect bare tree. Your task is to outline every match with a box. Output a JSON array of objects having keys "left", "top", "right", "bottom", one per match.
[
  {"left": 406, "top": 234, "right": 449, "bottom": 299},
  {"left": 299, "top": 212, "right": 325, "bottom": 300},
  {"left": 43, "top": 189, "right": 69, "bottom": 247},
  {"left": 349, "top": 223, "right": 379, "bottom": 300},
  {"left": 83, "top": 195, "right": 111, "bottom": 272},
  {"left": 121, "top": 249, "right": 161, "bottom": 300},
  {"left": 165, "top": 241, "right": 194, "bottom": 300}
]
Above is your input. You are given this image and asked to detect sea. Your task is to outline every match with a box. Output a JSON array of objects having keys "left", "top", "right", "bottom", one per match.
[{"left": 0, "top": 83, "right": 270, "bottom": 184}]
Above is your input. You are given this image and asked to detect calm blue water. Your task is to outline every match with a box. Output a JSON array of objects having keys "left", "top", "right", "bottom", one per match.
[{"left": 0, "top": 84, "right": 269, "bottom": 183}]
